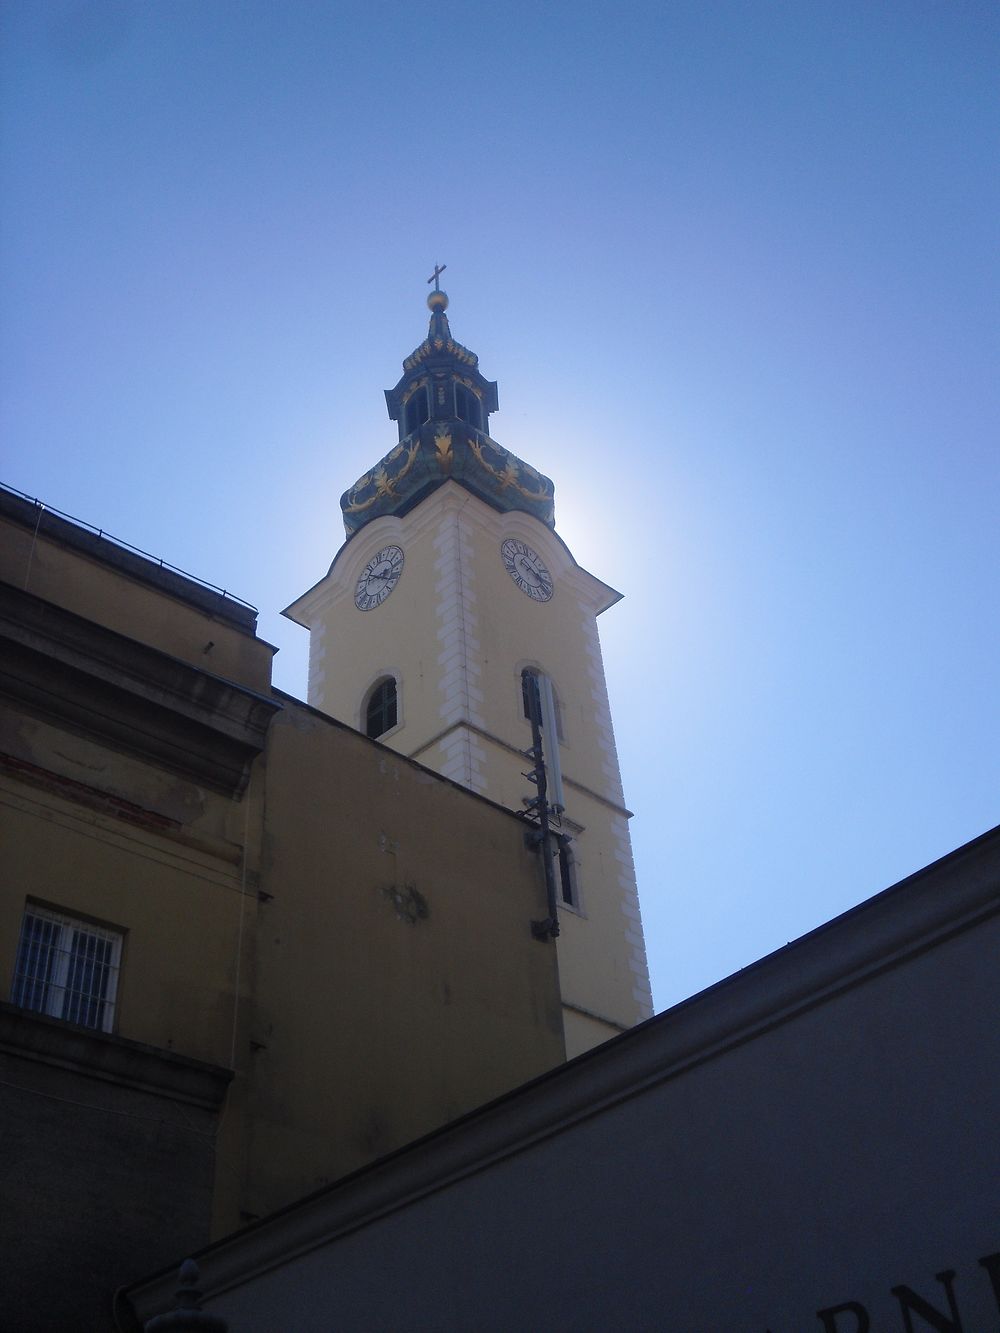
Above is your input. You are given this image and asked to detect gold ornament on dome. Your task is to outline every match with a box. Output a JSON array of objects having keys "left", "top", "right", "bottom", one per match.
[
  {"left": 403, "top": 337, "right": 477, "bottom": 372},
  {"left": 468, "top": 437, "right": 551, "bottom": 502},
  {"left": 343, "top": 438, "right": 421, "bottom": 514},
  {"left": 434, "top": 427, "right": 453, "bottom": 472}
]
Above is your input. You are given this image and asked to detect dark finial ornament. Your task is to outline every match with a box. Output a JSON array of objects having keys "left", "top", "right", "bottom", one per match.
[
  {"left": 427, "top": 263, "right": 449, "bottom": 312},
  {"left": 144, "top": 1259, "right": 228, "bottom": 1332}
]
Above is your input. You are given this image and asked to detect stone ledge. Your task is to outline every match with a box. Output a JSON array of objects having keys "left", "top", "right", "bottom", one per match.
[
  {"left": 0, "top": 580, "right": 281, "bottom": 794},
  {"left": 0, "top": 487, "right": 258, "bottom": 630},
  {"left": 0, "top": 1002, "right": 232, "bottom": 1110}
]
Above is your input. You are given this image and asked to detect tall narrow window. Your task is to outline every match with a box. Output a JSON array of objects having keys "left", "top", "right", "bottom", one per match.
[
  {"left": 404, "top": 386, "right": 429, "bottom": 436},
  {"left": 521, "top": 667, "right": 539, "bottom": 725},
  {"left": 365, "top": 676, "right": 398, "bottom": 739},
  {"left": 454, "top": 382, "right": 482, "bottom": 429},
  {"left": 557, "top": 839, "right": 579, "bottom": 908},
  {"left": 11, "top": 904, "right": 122, "bottom": 1033},
  {"left": 521, "top": 668, "right": 564, "bottom": 739}
]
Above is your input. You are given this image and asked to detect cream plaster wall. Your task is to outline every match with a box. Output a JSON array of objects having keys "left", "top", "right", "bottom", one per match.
[
  {"left": 1, "top": 513, "right": 274, "bottom": 693},
  {"left": 0, "top": 758, "right": 250, "bottom": 1068},
  {"left": 245, "top": 699, "right": 566, "bottom": 1217},
  {"left": 297, "top": 510, "right": 452, "bottom": 755},
  {"left": 1, "top": 493, "right": 568, "bottom": 1264},
  {"left": 285, "top": 483, "right": 653, "bottom": 1050},
  {"left": 0, "top": 710, "right": 261, "bottom": 1236}
]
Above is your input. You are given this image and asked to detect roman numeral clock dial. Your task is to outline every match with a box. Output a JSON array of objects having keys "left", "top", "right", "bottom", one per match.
[
  {"left": 354, "top": 545, "right": 404, "bottom": 611},
  {"left": 501, "top": 538, "right": 554, "bottom": 602}
]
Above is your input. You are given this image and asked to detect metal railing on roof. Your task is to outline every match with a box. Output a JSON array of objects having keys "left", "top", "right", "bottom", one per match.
[{"left": 0, "top": 480, "right": 258, "bottom": 613}]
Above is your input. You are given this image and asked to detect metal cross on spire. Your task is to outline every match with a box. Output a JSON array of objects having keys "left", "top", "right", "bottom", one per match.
[{"left": 427, "top": 263, "right": 447, "bottom": 291}]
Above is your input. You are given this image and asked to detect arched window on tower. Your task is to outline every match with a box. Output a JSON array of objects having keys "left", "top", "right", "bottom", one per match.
[
  {"left": 364, "top": 676, "right": 398, "bottom": 739},
  {"left": 557, "top": 837, "right": 580, "bottom": 909},
  {"left": 454, "top": 382, "right": 482, "bottom": 430},
  {"left": 404, "top": 386, "right": 429, "bottom": 436},
  {"left": 521, "top": 668, "right": 564, "bottom": 740}
]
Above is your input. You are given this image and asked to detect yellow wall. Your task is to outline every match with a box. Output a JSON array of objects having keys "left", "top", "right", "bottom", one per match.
[
  {"left": 2, "top": 513, "right": 274, "bottom": 693},
  {"left": 0, "top": 741, "right": 249, "bottom": 1065},
  {"left": 291, "top": 511, "right": 446, "bottom": 750},
  {"left": 290, "top": 494, "right": 620, "bottom": 796},
  {"left": 1, "top": 500, "right": 566, "bottom": 1239},
  {"left": 245, "top": 703, "right": 565, "bottom": 1215},
  {"left": 0, "top": 700, "right": 261, "bottom": 1234},
  {"left": 287, "top": 484, "right": 653, "bottom": 1051}
]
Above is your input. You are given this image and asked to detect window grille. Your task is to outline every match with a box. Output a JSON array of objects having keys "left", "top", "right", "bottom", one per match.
[{"left": 10, "top": 905, "right": 122, "bottom": 1033}]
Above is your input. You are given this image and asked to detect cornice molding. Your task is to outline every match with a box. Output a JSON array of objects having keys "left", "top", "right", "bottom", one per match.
[
  {"left": 0, "top": 1002, "right": 232, "bottom": 1110},
  {"left": 0, "top": 486, "right": 258, "bottom": 631},
  {"left": 0, "top": 581, "right": 281, "bottom": 795},
  {"left": 284, "top": 483, "right": 621, "bottom": 626}
]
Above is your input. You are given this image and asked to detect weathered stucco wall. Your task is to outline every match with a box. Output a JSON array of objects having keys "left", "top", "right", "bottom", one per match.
[
  {"left": 0, "top": 502, "right": 274, "bottom": 692},
  {"left": 0, "top": 1007, "right": 229, "bottom": 1333},
  {"left": 1, "top": 487, "right": 568, "bottom": 1324},
  {"left": 287, "top": 483, "right": 653, "bottom": 1057},
  {"left": 245, "top": 697, "right": 565, "bottom": 1216}
]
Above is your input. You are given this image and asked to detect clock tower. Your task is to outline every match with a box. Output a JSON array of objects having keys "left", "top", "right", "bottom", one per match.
[{"left": 284, "top": 280, "right": 653, "bottom": 1056}]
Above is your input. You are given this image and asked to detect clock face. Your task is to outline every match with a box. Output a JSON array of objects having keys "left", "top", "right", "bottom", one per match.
[
  {"left": 501, "top": 538, "right": 553, "bottom": 602},
  {"left": 355, "top": 545, "right": 404, "bottom": 611}
]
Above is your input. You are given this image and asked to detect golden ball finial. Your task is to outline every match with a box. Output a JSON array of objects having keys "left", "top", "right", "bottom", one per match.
[{"left": 427, "top": 288, "right": 449, "bottom": 313}]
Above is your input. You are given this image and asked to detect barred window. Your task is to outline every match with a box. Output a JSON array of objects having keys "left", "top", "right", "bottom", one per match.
[{"left": 10, "top": 904, "right": 122, "bottom": 1034}]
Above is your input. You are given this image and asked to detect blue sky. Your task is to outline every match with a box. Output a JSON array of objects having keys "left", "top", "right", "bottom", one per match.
[{"left": 2, "top": 1, "right": 997, "bottom": 1010}]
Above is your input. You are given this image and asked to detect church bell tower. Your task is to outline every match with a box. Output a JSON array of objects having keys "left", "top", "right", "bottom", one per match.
[{"left": 284, "top": 275, "right": 653, "bottom": 1056}]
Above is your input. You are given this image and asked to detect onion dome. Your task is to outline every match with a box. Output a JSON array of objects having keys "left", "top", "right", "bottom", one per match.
[{"left": 340, "top": 275, "right": 555, "bottom": 537}]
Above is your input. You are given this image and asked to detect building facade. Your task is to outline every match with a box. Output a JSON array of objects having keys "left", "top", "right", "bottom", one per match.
[
  {"left": 0, "top": 484, "right": 565, "bottom": 1331},
  {"left": 126, "top": 825, "right": 1000, "bottom": 1333},
  {"left": 285, "top": 285, "right": 653, "bottom": 1057}
]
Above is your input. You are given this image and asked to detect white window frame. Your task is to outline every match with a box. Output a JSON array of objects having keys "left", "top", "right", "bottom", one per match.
[{"left": 10, "top": 903, "right": 122, "bottom": 1034}]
